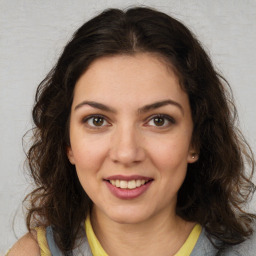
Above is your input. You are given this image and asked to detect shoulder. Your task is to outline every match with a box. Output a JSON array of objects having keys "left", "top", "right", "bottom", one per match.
[
  {"left": 191, "top": 226, "right": 256, "bottom": 256},
  {"left": 193, "top": 226, "right": 256, "bottom": 256},
  {"left": 190, "top": 228, "right": 218, "bottom": 256},
  {"left": 7, "top": 230, "right": 40, "bottom": 256},
  {"left": 226, "top": 228, "right": 256, "bottom": 256}
]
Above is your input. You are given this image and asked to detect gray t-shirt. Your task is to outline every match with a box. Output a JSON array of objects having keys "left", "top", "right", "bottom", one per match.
[{"left": 46, "top": 226, "right": 256, "bottom": 256}]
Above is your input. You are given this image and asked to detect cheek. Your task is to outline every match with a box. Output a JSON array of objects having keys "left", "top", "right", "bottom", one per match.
[
  {"left": 147, "top": 135, "right": 190, "bottom": 169},
  {"left": 72, "top": 140, "right": 108, "bottom": 171},
  {"left": 151, "top": 140, "right": 189, "bottom": 193}
]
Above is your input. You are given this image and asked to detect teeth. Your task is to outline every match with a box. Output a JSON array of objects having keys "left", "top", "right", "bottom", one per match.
[
  {"left": 136, "top": 180, "right": 141, "bottom": 187},
  {"left": 109, "top": 179, "right": 148, "bottom": 189},
  {"left": 110, "top": 180, "right": 116, "bottom": 186},
  {"left": 120, "top": 180, "right": 128, "bottom": 189},
  {"left": 128, "top": 180, "right": 136, "bottom": 189}
]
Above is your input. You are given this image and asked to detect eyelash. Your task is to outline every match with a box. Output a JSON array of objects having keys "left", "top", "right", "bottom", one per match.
[
  {"left": 82, "top": 114, "right": 175, "bottom": 129},
  {"left": 82, "top": 114, "right": 110, "bottom": 129},
  {"left": 145, "top": 114, "right": 176, "bottom": 128}
]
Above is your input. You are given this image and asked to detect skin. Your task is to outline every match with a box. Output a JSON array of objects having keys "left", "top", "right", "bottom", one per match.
[
  {"left": 67, "top": 53, "right": 198, "bottom": 255},
  {"left": 7, "top": 231, "right": 40, "bottom": 256},
  {"left": 8, "top": 53, "right": 198, "bottom": 255}
]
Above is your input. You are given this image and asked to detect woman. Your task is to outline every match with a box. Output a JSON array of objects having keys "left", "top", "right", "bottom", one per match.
[{"left": 8, "top": 7, "right": 256, "bottom": 256}]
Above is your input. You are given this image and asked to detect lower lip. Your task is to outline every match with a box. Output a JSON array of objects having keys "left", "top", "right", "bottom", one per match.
[{"left": 105, "top": 180, "right": 153, "bottom": 200}]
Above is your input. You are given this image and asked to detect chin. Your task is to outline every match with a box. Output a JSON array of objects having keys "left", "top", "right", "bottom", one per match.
[{"left": 105, "top": 206, "right": 153, "bottom": 225}]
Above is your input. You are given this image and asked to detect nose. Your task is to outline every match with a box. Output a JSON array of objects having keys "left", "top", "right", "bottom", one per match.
[{"left": 109, "top": 124, "right": 146, "bottom": 166}]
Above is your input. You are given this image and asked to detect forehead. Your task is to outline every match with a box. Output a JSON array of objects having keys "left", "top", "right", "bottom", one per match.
[
  {"left": 72, "top": 53, "right": 189, "bottom": 112},
  {"left": 75, "top": 53, "right": 179, "bottom": 90}
]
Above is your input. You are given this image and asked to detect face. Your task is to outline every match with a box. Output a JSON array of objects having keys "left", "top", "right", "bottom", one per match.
[{"left": 67, "top": 53, "right": 197, "bottom": 225}]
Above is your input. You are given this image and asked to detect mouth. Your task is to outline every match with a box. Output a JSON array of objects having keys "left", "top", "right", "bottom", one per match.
[
  {"left": 106, "top": 179, "right": 152, "bottom": 189},
  {"left": 104, "top": 176, "right": 153, "bottom": 199}
]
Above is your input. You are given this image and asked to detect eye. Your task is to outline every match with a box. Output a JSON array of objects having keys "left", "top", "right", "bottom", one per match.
[
  {"left": 146, "top": 114, "right": 175, "bottom": 128},
  {"left": 83, "top": 115, "right": 110, "bottom": 128}
]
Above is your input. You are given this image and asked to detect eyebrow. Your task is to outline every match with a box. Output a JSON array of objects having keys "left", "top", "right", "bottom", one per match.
[
  {"left": 74, "top": 99, "right": 184, "bottom": 115},
  {"left": 74, "top": 101, "right": 116, "bottom": 113},
  {"left": 139, "top": 100, "right": 184, "bottom": 115}
]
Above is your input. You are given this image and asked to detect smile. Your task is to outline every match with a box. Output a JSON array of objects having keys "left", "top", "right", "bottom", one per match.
[
  {"left": 109, "top": 179, "right": 147, "bottom": 189},
  {"left": 104, "top": 175, "right": 153, "bottom": 199}
]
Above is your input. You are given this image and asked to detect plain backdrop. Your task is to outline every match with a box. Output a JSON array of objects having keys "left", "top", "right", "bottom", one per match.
[{"left": 0, "top": 0, "right": 256, "bottom": 253}]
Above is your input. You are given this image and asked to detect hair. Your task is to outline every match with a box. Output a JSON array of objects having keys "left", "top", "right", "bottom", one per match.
[{"left": 24, "top": 6, "right": 255, "bottom": 253}]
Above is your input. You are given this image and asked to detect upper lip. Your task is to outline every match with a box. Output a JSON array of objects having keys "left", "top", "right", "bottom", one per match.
[{"left": 104, "top": 175, "right": 153, "bottom": 181}]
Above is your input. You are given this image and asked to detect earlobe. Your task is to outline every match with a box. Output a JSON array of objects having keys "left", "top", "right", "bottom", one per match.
[
  {"left": 187, "top": 151, "right": 199, "bottom": 163},
  {"left": 67, "top": 147, "right": 75, "bottom": 165}
]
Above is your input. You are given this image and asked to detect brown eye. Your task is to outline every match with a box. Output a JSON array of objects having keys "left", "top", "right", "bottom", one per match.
[
  {"left": 92, "top": 117, "right": 104, "bottom": 126},
  {"left": 84, "top": 115, "right": 110, "bottom": 128},
  {"left": 147, "top": 114, "right": 175, "bottom": 128},
  {"left": 153, "top": 117, "right": 165, "bottom": 126}
]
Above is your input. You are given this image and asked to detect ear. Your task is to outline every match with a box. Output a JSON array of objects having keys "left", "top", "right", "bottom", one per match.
[
  {"left": 67, "top": 146, "right": 75, "bottom": 165},
  {"left": 187, "top": 146, "right": 199, "bottom": 164}
]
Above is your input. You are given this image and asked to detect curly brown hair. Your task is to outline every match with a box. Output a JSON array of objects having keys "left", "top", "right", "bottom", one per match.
[{"left": 24, "top": 7, "right": 255, "bottom": 253}]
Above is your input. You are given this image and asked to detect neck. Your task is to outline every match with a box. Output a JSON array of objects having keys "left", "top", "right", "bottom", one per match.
[{"left": 91, "top": 207, "right": 195, "bottom": 256}]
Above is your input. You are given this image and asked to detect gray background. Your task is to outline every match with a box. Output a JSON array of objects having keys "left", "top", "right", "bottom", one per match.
[{"left": 1, "top": 0, "right": 256, "bottom": 253}]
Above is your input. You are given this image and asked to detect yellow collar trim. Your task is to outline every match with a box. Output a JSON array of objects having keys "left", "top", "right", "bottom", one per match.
[
  {"left": 85, "top": 215, "right": 108, "bottom": 256},
  {"left": 34, "top": 226, "right": 51, "bottom": 256},
  {"left": 85, "top": 215, "right": 201, "bottom": 256},
  {"left": 174, "top": 223, "right": 202, "bottom": 256}
]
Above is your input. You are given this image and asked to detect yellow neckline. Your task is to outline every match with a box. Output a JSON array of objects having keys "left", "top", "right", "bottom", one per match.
[
  {"left": 34, "top": 226, "right": 51, "bottom": 256},
  {"left": 174, "top": 224, "right": 202, "bottom": 256},
  {"left": 85, "top": 215, "right": 108, "bottom": 256},
  {"left": 85, "top": 215, "right": 202, "bottom": 256}
]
